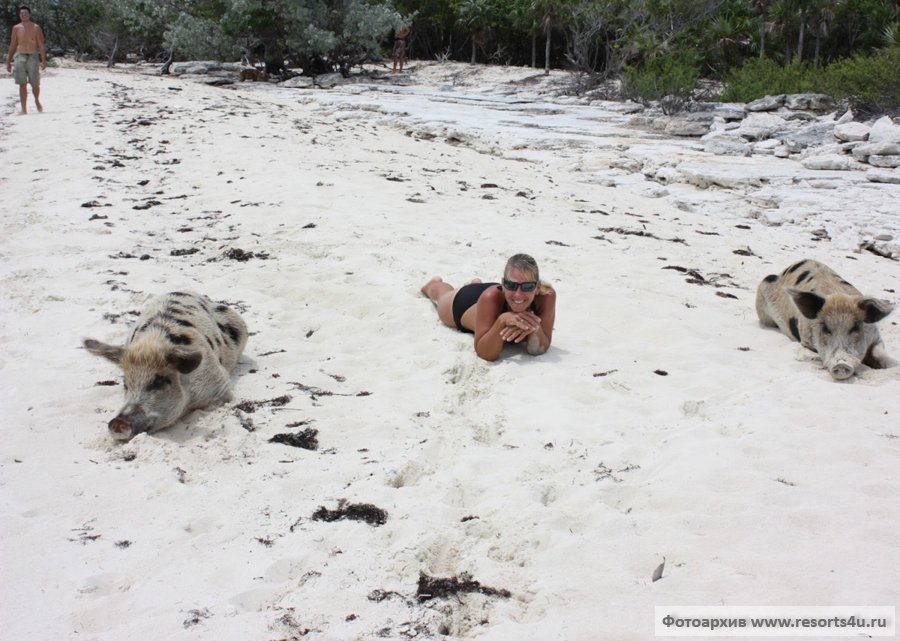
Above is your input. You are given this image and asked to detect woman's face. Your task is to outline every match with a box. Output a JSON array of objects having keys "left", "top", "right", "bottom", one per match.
[{"left": 502, "top": 266, "right": 538, "bottom": 313}]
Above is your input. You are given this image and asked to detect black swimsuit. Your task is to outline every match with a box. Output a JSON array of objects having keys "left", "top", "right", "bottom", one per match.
[{"left": 452, "top": 283, "right": 499, "bottom": 333}]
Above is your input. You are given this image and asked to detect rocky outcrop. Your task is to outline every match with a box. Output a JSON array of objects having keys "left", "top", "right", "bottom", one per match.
[{"left": 644, "top": 93, "right": 900, "bottom": 177}]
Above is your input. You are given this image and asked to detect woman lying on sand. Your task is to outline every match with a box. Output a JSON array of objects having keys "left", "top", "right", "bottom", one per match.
[{"left": 421, "top": 253, "right": 556, "bottom": 361}]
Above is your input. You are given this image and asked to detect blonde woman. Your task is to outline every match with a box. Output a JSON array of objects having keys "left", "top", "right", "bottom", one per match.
[{"left": 421, "top": 254, "right": 556, "bottom": 361}]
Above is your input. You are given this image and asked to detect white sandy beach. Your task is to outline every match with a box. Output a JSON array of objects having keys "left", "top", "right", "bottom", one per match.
[{"left": 1, "top": 61, "right": 899, "bottom": 641}]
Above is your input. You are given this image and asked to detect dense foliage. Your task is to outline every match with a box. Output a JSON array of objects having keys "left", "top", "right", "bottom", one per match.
[
  {"left": 722, "top": 47, "right": 900, "bottom": 114},
  {"left": 2, "top": 0, "right": 897, "bottom": 110},
  {"left": 623, "top": 50, "right": 700, "bottom": 114}
]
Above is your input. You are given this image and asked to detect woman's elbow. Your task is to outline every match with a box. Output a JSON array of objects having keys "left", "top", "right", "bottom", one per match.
[{"left": 475, "top": 344, "right": 500, "bottom": 361}]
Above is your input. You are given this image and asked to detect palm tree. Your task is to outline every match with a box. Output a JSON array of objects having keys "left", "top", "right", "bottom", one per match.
[
  {"left": 750, "top": 0, "right": 773, "bottom": 58},
  {"left": 769, "top": 0, "right": 802, "bottom": 63},
  {"left": 809, "top": 0, "right": 837, "bottom": 66},
  {"left": 529, "top": 0, "right": 565, "bottom": 74},
  {"left": 509, "top": 0, "right": 541, "bottom": 67},
  {"left": 455, "top": 0, "right": 497, "bottom": 63}
]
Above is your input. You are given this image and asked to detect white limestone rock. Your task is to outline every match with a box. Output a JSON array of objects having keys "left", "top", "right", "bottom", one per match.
[
  {"left": 738, "top": 112, "right": 790, "bottom": 141},
  {"left": 784, "top": 93, "right": 833, "bottom": 111},
  {"left": 746, "top": 94, "right": 785, "bottom": 111},
  {"left": 833, "top": 121, "right": 870, "bottom": 142},
  {"left": 801, "top": 154, "right": 862, "bottom": 171},
  {"left": 665, "top": 118, "right": 712, "bottom": 136},
  {"left": 781, "top": 122, "right": 836, "bottom": 152},
  {"left": 702, "top": 134, "right": 751, "bottom": 156},
  {"left": 851, "top": 141, "right": 900, "bottom": 160},
  {"left": 315, "top": 72, "right": 344, "bottom": 88},
  {"left": 281, "top": 76, "right": 315, "bottom": 88},
  {"left": 868, "top": 155, "right": 900, "bottom": 168},
  {"left": 868, "top": 116, "right": 900, "bottom": 144},
  {"left": 866, "top": 169, "right": 900, "bottom": 184}
]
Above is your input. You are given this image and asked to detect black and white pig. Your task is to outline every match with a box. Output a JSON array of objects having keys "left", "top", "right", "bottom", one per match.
[
  {"left": 756, "top": 259, "right": 896, "bottom": 380},
  {"left": 84, "top": 292, "right": 248, "bottom": 440}
]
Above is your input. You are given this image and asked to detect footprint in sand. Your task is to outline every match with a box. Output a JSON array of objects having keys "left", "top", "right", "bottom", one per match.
[
  {"left": 388, "top": 460, "right": 428, "bottom": 488},
  {"left": 444, "top": 359, "right": 472, "bottom": 385},
  {"left": 416, "top": 534, "right": 463, "bottom": 576},
  {"left": 77, "top": 572, "right": 133, "bottom": 597}
]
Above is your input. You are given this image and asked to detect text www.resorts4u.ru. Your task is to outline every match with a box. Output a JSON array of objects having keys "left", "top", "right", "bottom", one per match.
[{"left": 655, "top": 606, "right": 895, "bottom": 637}]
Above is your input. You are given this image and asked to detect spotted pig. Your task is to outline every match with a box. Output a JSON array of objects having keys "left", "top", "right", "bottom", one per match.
[
  {"left": 84, "top": 292, "right": 248, "bottom": 440},
  {"left": 756, "top": 260, "right": 895, "bottom": 380}
]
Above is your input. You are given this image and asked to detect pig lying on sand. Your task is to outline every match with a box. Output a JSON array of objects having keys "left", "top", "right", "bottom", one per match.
[
  {"left": 84, "top": 292, "right": 248, "bottom": 440},
  {"left": 756, "top": 260, "right": 896, "bottom": 380}
]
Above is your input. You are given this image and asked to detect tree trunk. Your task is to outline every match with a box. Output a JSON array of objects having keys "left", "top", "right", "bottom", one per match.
[
  {"left": 543, "top": 25, "right": 551, "bottom": 74},
  {"left": 796, "top": 19, "right": 805, "bottom": 62},
  {"left": 531, "top": 35, "right": 536, "bottom": 68},
  {"left": 106, "top": 36, "right": 118, "bottom": 68},
  {"left": 759, "top": 22, "right": 766, "bottom": 58},
  {"left": 471, "top": 38, "right": 476, "bottom": 64},
  {"left": 813, "top": 34, "right": 821, "bottom": 67},
  {"left": 160, "top": 49, "right": 174, "bottom": 75}
]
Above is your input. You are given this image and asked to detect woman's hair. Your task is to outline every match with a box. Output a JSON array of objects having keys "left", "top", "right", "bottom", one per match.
[{"left": 504, "top": 253, "right": 539, "bottom": 281}]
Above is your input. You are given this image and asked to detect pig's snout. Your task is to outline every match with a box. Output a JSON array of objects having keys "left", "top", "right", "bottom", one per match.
[
  {"left": 828, "top": 360, "right": 856, "bottom": 381},
  {"left": 108, "top": 416, "right": 134, "bottom": 440}
]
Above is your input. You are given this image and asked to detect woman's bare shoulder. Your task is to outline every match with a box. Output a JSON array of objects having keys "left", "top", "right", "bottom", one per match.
[{"left": 479, "top": 284, "right": 504, "bottom": 303}]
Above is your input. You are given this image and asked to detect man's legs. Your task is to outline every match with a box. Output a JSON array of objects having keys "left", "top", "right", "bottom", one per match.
[
  {"left": 18, "top": 84, "right": 27, "bottom": 114},
  {"left": 33, "top": 83, "right": 42, "bottom": 112}
]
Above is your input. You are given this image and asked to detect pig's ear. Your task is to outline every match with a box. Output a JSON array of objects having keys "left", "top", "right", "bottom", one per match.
[
  {"left": 167, "top": 348, "right": 202, "bottom": 374},
  {"left": 83, "top": 339, "right": 125, "bottom": 365},
  {"left": 787, "top": 288, "right": 826, "bottom": 320},
  {"left": 858, "top": 298, "right": 894, "bottom": 324}
]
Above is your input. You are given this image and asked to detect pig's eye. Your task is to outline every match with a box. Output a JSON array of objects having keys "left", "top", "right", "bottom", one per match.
[
  {"left": 822, "top": 325, "right": 832, "bottom": 336},
  {"left": 147, "top": 375, "right": 171, "bottom": 391},
  {"left": 123, "top": 382, "right": 129, "bottom": 391},
  {"left": 850, "top": 322, "right": 862, "bottom": 333}
]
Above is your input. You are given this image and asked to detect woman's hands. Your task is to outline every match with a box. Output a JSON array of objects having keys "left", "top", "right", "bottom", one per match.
[{"left": 498, "top": 311, "right": 541, "bottom": 343}]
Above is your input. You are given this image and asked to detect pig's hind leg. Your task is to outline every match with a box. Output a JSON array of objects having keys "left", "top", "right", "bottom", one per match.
[
  {"left": 188, "top": 363, "right": 234, "bottom": 411},
  {"left": 863, "top": 342, "right": 898, "bottom": 370}
]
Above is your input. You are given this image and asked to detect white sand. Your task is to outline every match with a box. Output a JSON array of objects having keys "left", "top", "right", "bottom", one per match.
[{"left": 1, "top": 61, "right": 899, "bottom": 641}]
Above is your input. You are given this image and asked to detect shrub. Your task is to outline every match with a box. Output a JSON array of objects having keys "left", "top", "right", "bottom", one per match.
[
  {"left": 820, "top": 47, "right": 900, "bottom": 116},
  {"left": 622, "top": 51, "right": 700, "bottom": 114},
  {"left": 720, "top": 58, "right": 816, "bottom": 102},
  {"left": 721, "top": 48, "right": 900, "bottom": 115}
]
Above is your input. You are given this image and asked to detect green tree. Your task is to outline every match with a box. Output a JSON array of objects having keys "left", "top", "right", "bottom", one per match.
[
  {"left": 529, "top": 0, "right": 563, "bottom": 74},
  {"left": 454, "top": 0, "right": 501, "bottom": 63}
]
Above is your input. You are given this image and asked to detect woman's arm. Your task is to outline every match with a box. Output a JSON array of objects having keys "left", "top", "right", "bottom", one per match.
[
  {"left": 473, "top": 287, "right": 519, "bottom": 361},
  {"left": 527, "top": 287, "right": 556, "bottom": 354}
]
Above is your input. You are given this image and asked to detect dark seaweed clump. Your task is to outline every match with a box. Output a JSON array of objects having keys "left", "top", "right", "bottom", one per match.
[
  {"left": 233, "top": 395, "right": 291, "bottom": 413},
  {"left": 312, "top": 503, "right": 387, "bottom": 526},
  {"left": 269, "top": 428, "right": 318, "bottom": 450},
  {"left": 416, "top": 572, "right": 511, "bottom": 601}
]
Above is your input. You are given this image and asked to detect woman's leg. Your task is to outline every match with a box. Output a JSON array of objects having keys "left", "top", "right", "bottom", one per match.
[{"left": 421, "top": 277, "right": 458, "bottom": 328}]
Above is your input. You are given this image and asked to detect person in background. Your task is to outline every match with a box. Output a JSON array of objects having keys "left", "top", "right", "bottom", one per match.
[
  {"left": 392, "top": 25, "right": 411, "bottom": 74},
  {"left": 6, "top": 5, "right": 46, "bottom": 115}
]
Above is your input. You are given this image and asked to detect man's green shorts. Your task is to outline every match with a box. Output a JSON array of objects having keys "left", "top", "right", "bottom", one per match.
[{"left": 13, "top": 53, "right": 40, "bottom": 87}]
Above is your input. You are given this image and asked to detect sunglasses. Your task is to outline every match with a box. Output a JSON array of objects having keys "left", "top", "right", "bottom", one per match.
[{"left": 502, "top": 278, "right": 538, "bottom": 292}]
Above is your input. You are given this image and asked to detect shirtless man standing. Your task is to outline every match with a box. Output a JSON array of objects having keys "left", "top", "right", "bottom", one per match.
[{"left": 6, "top": 6, "right": 46, "bottom": 114}]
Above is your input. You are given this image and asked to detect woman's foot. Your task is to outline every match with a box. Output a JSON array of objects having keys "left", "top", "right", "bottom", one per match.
[{"left": 421, "top": 276, "right": 443, "bottom": 296}]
